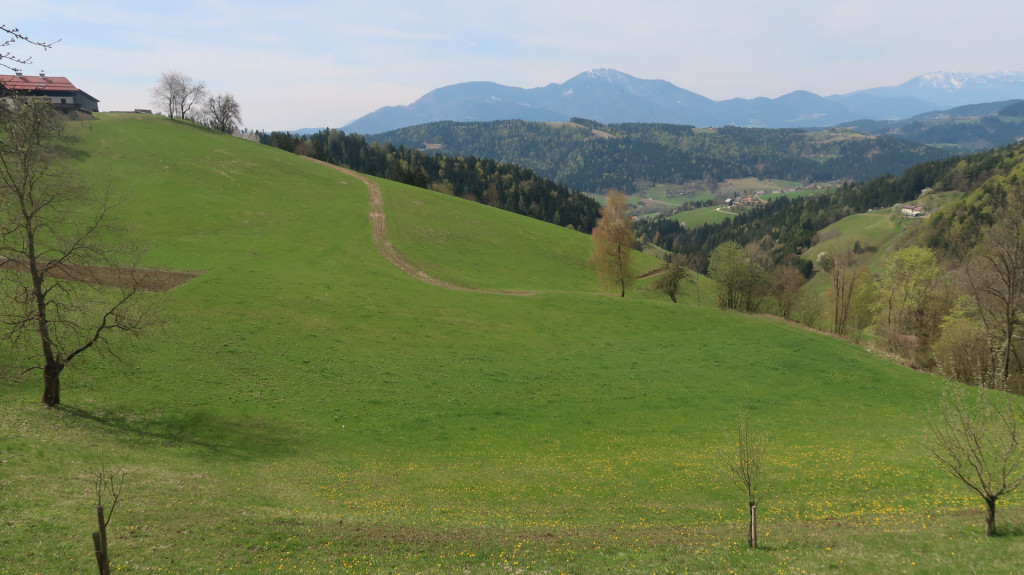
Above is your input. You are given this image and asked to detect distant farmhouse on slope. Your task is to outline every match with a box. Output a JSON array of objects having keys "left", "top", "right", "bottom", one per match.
[
  {"left": 901, "top": 204, "right": 926, "bottom": 217},
  {"left": 0, "top": 72, "right": 100, "bottom": 116}
]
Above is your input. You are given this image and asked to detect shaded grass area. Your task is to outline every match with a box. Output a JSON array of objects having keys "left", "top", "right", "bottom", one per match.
[{"left": 1, "top": 114, "right": 1023, "bottom": 573}]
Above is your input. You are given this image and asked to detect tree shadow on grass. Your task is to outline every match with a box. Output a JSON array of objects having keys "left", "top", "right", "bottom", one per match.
[
  {"left": 58, "top": 404, "right": 296, "bottom": 460},
  {"left": 994, "top": 523, "right": 1024, "bottom": 538}
]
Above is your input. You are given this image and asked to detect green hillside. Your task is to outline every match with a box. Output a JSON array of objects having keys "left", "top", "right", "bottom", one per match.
[{"left": 2, "top": 114, "right": 1022, "bottom": 574}]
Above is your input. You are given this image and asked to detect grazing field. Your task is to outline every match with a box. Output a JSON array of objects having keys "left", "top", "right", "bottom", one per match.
[
  {"left": 671, "top": 205, "right": 736, "bottom": 228},
  {"left": 716, "top": 178, "right": 803, "bottom": 195},
  {"left": 638, "top": 184, "right": 715, "bottom": 206},
  {"left": 1, "top": 114, "right": 1023, "bottom": 574}
]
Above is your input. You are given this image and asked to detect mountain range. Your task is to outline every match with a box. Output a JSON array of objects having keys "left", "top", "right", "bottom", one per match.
[{"left": 342, "top": 69, "right": 1024, "bottom": 134}]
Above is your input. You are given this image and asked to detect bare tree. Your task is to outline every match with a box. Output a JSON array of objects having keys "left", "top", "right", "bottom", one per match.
[
  {"left": 91, "top": 454, "right": 128, "bottom": 575},
  {"left": 151, "top": 71, "right": 206, "bottom": 120},
  {"left": 203, "top": 92, "right": 242, "bottom": 133},
  {"left": 721, "top": 406, "right": 771, "bottom": 549},
  {"left": 0, "top": 24, "right": 58, "bottom": 72},
  {"left": 590, "top": 191, "right": 635, "bottom": 297},
  {"left": 925, "top": 382, "right": 1024, "bottom": 536},
  {"left": 653, "top": 253, "right": 692, "bottom": 303},
  {"left": 770, "top": 264, "right": 806, "bottom": 320},
  {"left": 818, "top": 245, "right": 860, "bottom": 336},
  {"left": 0, "top": 97, "right": 149, "bottom": 407}
]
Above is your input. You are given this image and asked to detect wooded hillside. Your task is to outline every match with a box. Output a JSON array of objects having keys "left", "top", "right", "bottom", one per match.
[{"left": 372, "top": 119, "right": 953, "bottom": 194}]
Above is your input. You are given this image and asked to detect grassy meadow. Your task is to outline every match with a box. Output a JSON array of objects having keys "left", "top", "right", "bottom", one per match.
[
  {"left": 671, "top": 205, "right": 736, "bottom": 228},
  {"left": 1, "top": 114, "right": 1024, "bottom": 574}
]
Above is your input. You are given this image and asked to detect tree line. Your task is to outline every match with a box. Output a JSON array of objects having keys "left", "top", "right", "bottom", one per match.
[{"left": 257, "top": 128, "right": 602, "bottom": 233}]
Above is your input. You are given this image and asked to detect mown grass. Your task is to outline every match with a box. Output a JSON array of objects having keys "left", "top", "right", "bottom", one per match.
[{"left": 1, "top": 114, "right": 1023, "bottom": 574}]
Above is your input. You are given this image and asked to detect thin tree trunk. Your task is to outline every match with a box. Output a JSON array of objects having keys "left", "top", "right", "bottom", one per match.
[
  {"left": 986, "top": 497, "right": 997, "bottom": 537},
  {"left": 97, "top": 505, "right": 109, "bottom": 572},
  {"left": 92, "top": 531, "right": 105, "bottom": 574},
  {"left": 749, "top": 502, "right": 758, "bottom": 549}
]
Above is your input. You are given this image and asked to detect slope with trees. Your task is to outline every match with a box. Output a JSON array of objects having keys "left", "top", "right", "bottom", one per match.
[
  {"left": 258, "top": 128, "right": 602, "bottom": 233},
  {"left": 371, "top": 119, "right": 952, "bottom": 194},
  {"left": 839, "top": 99, "right": 1024, "bottom": 153},
  {"left": 636, "top": 154, "right": 963, "bottom": 267},
  {"left": 7, "top": 111, "right": 1024, "bottom": 574}
]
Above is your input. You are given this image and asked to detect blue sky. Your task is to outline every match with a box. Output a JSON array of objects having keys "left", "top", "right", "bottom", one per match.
[{"left": 7, "top": 0, "right": 1024, "bottom": 130}]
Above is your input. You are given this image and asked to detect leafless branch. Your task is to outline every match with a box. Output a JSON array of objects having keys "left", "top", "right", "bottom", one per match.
[{"left": 0, "top": 25, "right": 59, "bottom": 72}]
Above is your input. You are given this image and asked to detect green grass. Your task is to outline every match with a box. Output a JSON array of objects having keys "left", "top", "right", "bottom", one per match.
[
  {"left": 637, "top": 183, "right": 715, "bottom": 206},
  {"left": 672, "top": 205, "right": 736, "bottom": 228},
  {"left": 717, "top": 178, "right": 802, "bottom": 194},
  {"left": 2, "top": 114, "right": 1024, "bottom": 574}
]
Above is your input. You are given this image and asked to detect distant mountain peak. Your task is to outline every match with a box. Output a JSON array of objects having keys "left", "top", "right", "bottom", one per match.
[
  {"left": 581, "top": 68, "right": 632, "bottom": 81},
  {"left": 909, "top": 71, "right": 1024, "bottom": 92},
  {"left": 343, "top": 69, "right": 1024, "bottom": 134}
]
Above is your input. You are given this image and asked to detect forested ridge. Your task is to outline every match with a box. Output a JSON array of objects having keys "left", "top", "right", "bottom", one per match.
[
  {"left": 839, "top": 100, "right": 1024, "bottom": 153},
  {"left": 372, "top": 119, "right": 952, "bottom": 194},
  {"left": 258, "top": 128, "right": 602, "bottom": 232}
]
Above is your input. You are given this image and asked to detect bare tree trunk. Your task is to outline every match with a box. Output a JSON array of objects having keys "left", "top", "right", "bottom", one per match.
[
  {"left": 96, "top": 505, "right": 109, "bottom": 569},
  {"left": 42, "top": 362, "right": 61, "bottom": 407},
  {"left": 749, "top": 502, "right": 758, "bottom": 548},
  {"left": 986, "top": 497, "right": 997, "bottom": 537},
  {"left": 92, "top": 532, "right": 105, "bottom": 574}
]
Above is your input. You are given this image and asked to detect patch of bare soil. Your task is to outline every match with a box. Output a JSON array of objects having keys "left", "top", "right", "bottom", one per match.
[{"left": 1, "top": 259, "right": 201, "bottom": 292}]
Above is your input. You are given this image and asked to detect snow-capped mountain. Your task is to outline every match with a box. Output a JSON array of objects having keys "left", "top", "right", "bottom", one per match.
[
  {"left": 343, "top": 69, "right": 1024, "bottom": 134},
  {"left": 843, "top": 71, "right": 1024, "bottom": 108}
]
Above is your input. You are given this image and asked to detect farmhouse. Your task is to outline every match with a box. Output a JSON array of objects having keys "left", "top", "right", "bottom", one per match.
[
  {"left": 901, "top": 204, "right": 926, "bottom": 217},
  {"left": 0, "top": 72, "right": 100, "bottom": 114}
]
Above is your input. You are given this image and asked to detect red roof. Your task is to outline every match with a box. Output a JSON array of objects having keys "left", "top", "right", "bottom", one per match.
[{"left": 1, "top": 74, "right": 81, "bottom": 93}]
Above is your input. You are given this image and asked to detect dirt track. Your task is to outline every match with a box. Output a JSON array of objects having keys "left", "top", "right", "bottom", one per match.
[{"left": 308, "top": 158, "right": 537, "bottom": 295}]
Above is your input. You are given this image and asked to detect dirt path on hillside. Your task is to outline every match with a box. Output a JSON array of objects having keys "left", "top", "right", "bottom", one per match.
[
  {"left": 307, "top": 158, "right": 669, "bottom": 295},
  {"left": 307, "top": 158, "right": 536, "bottom": 295}
]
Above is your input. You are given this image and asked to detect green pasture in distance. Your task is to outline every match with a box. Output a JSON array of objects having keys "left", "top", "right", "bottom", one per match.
[
  {"left": 1, "top": 114, "right": 1023, "bottom": 574},
  {"left": 717, "top": 177, "right": 803, "bottom": 194},
  {"left": 672, "top": 204, "right": 736, "bottom": 228},
  {"left": 638, "top": 183, "right": 715, "bottom": 205}
]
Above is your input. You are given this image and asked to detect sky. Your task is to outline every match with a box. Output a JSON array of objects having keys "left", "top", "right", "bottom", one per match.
[{"left": 6, "top": 0, "right": 1024, "bottom": 131}]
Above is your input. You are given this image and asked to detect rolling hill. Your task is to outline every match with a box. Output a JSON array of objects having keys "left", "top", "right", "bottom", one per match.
[{"left": 2, "top": 113, "right": 1023, "bottom": 573}]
